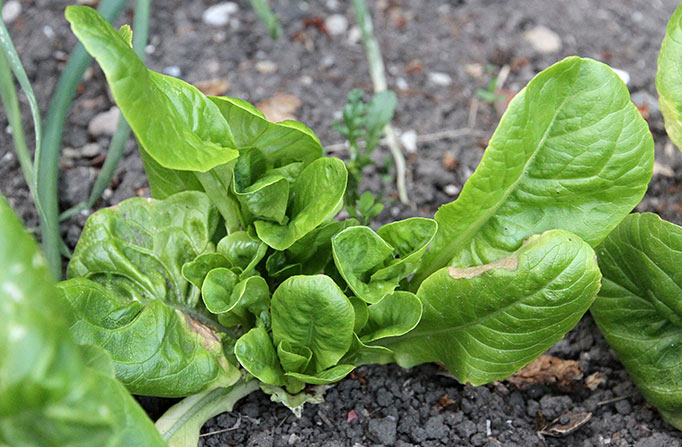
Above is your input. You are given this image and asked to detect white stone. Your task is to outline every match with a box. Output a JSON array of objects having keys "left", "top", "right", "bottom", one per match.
[
  {"left": 612, "top": 68, "right": 630, "bottom": 85},
  {"left": 255, "top": 60, "right": 277, "bottom": 73},
  {"left": 88, "top": 107, "right": 120, "bottom": 137},
  {"left": 325, "top": 14, "right": 348, "bottom": 36},
  {"left": 42, "top": 26, "right": 55, "bottom": 40},
  {"left": 2, "top": 1, "right": 21, "bottom": 24},
  {"left": 164, "top": 66, "right": 181, "bottom": 77},
  {"left": 81, "top": 143, "right": 101, "bottom": 157},
  {"left": 400, "top": 129, "right": 418, "bottom": 154},
  {"left": 347, "top": 26, "right": 362, "bottom": 45},
  {"left": 428, "top": 72, "right": 452, "bottom": 87},
  {"left": 395, "top": 77, "right": 408, "bottom": 90},
  {"left": 523, "top": 25, "right": 562, "bottom": 54},
  {"left": 202, "top": 2, "right": 239, "bottom": 27},
  {"left": 444, "top": 184, "right": 460, "bottom": 196}
]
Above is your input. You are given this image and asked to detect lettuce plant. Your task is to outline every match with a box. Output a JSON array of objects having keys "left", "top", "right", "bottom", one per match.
[
  {"left": 0, "top": 5, "right": 659, "bottom": 445},
  {"left": 590, "top": 2, "right": 682, "bottom": 431}
]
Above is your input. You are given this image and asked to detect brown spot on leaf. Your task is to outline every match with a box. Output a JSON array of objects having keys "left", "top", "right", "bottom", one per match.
[
  {"left": 184, "top": 314, "right": 221, "bottom": 350},
  {"left": 447, "top": 256, "right": 518, "bottom": 280}
]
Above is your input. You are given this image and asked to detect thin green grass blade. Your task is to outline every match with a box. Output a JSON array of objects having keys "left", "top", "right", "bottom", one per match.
[
  {"left": 248, "top": 0, "right": 282, "bottom": 39},
  {"left": 0, "top": 50, "right": 34, "bottom": 196},
  {"left": 37, "top": 0, "right": 128, "bottom": 278}
]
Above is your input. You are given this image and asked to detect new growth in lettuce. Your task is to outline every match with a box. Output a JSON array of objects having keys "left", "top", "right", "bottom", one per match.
[{"left": 0, "top": 4, "right": 660, "bottom": 445}]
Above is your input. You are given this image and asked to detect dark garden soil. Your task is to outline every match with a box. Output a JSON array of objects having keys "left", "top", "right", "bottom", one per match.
[{"left": 3, "top": 0, "right": 682, "bottom": 445}]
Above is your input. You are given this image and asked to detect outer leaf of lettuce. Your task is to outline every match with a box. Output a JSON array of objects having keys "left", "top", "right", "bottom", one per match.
[
  {"left": 58, "top": 278, "right": 240, "bottom": 397},
  {"left": 255, "top": 158, "right": 348, "bottom": 250},
  {"left": 657, "top": 2, "right": 682, "bottom": 151},
  {"left": 592, "top": 213, "right": 682, "bottom": 430},
  {"left": 0, "top": 198, "right": 165, "bottom": 446},
  {"left": 271, "top": 275, "right": 355, "bottom": 373},
  {"left": 414, "top": 56, "right": 654, "bottom": 286},
  {"left": 65, "top": 6, "right": 239, "bottom": 173},
  {"left": 384, "top": 230, "right": 601, "bottom": 385},
  {"left": 65, "top": 192, "right": 243, "bottom": 396},
  {"left": 210, "top": 96, "right": 322, "bottom": 168},
  {"left": 68, "top": 191, "right": 219, "bottom": 308}
]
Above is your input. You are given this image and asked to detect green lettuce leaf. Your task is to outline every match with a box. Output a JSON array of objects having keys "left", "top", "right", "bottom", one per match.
[
  {"left": 58, "top": 278, "right": 240, "bottom": 397},
  {"left": 210, "top": 96, "right": 322, "bottom": 167},
  {"left": 65, "top": 5, "right": 239, "bottom": 173},
  {"left": 385, "top": 229, "right": 601, "bottom": 385},
  {"left": 65, "top": 191, "right": 241, "bottom": 396},
  {"left": 657, "top": 2, "right": 682, "bottom": 151},
  {"left": 255, "top": 158, "right": 348, "bottom": 250},
  {"left": 271, "top": 275, "right": 355, "bottom": 373},
  {"left": 68, "top": 191, "right": 218, "bottom": 308},
  {"left": 414, "top": 56, "right": 654, "bottom": 286},
  {"left": 592, "top": 213, "right": 682, "bottom": 430},
  {"left": 0, "top": 198, "right": 165, "bottom": 446},
  {"left": 333, "top": 218, "right": 436, "bottom": 303}
]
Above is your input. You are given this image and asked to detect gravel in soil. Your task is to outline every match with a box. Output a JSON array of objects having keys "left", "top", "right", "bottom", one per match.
[{"left": 3, "top": 1, "right": 682, "bottom": 445}]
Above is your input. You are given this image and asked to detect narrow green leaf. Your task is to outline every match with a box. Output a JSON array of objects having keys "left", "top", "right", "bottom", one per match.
[
  {"left": 66, "top": 6, "right": 239, "bottom": 172},
  {"left": 657, "top": 2, "right": 682, "bottom": 151},
  {"left": 414, "top": 56, "right": 654, "bottom": 285},
  {"left": 592, "top": 213, "right": 682, "bottom": 430},
  {"left": 385, "top": 229, "right": 601, "bottom": 385}
]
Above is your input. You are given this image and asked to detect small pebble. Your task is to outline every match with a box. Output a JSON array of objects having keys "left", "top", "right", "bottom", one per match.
[
  {"left": 612, "top": 68, "right": 630, "bottom": 85},
  {"left": 396, "top": 77, "right": 409, "bottom": 90},
  {"left": 523, "top": 25, "right": 562, "bottom": 54},
  {"left": 347, "top": 26, "right": 362, "bottom": 44},
  {"left": 444, "top": 184, "right": 460, "bottom": 196},
  {"left": 368, "top": 416, "right": 397, "bottom": 445},
  {"left": 428, "top": 72, "right": 452, "bottom": 86},
  {"left": 255, "top": 60, "right": 278, "bottom": 73},
  {"left": 81, "top": 143, "right": 101, "bottom": 158},
  {"left": 164, "top": 66, "right": 182, "bottom": 77},
  {"left": 325, "top": 14, "right": 348, "bottom": 36},
  {"left": 42, "top": 26, "right": 55, "bottom": 40},
  {"left": 202, "top": 2, "right": 239, "bottom": 26},
  {"left": 2, "top": 1, "right": 21, "bottom": 24},
  {"left": 88, "top": 107, "right": 120, "bottom": 137},
  {"left": 400, "top": 130, "right": 418, "bottom": 154}
]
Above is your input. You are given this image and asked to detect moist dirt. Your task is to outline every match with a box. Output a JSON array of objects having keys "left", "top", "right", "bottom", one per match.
[{"left": 3, "top": 1, "right": 682, "bottom": 445}]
